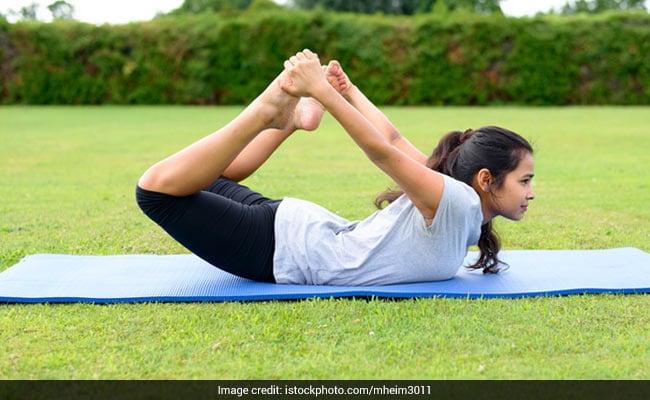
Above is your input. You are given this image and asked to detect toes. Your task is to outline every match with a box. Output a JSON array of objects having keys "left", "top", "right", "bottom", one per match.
[{"left": 327, "top": 60, "right": 341, "bottom": 72}]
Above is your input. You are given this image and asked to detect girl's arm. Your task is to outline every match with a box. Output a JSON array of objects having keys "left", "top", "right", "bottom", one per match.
[
  {"left": 282, "top": 50, "right": 444, "bottom": 223},
  {"left": 326, "top": 61, "right": 428, "bottom": 165}
]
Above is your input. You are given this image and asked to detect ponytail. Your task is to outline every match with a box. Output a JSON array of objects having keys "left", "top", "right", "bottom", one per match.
[
  {"left": 374, "top": 126, "right": 532, "bottom": 274},
  {"left": 472, "top": 221, "right": 503, "bottom": 274},
  {"left": 374, "top": 128, "right": 472, "bottom": 209}
]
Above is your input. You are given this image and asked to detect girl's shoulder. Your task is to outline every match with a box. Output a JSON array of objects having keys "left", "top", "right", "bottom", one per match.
[
  {"left": 442, "top": 174, "right": 479, "bottom": 201},
  {"left": 439, "top": 174, "right": 482, "bottom": 218}
]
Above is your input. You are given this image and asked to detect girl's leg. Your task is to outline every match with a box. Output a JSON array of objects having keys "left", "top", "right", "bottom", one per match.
[
  {"left": 223, "top": 97, "right": 324, "bottom": 182},
  {"left": 136, "top": 181, "right": 278, "bottom": 282},
  {"left": 136, "top": 71, "right": 325, "bottom": 282},
  {"left": 203, "top": 176, "right": 278, "bottom": 206},
  {"left": 138, "top": 74, "right": 299, "bottom": 197}
]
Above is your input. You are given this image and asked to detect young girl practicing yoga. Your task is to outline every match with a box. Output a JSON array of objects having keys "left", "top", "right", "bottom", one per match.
[{"left": 136, "top": 49, "right": 535, "bottom": 286}]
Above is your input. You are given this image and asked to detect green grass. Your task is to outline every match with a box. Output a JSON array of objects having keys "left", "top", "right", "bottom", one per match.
[{"left": 1, "top": 105, "right": 649, "bottom": 379}]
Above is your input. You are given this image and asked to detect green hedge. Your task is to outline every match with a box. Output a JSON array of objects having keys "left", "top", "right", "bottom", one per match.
[{"left": 1, "top": 10, "right": 649, "bottom": 105}]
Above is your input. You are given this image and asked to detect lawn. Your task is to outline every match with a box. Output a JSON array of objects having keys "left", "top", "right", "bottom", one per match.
[{"left": 0, "top": 105, "right": 648, "bottom": 379}]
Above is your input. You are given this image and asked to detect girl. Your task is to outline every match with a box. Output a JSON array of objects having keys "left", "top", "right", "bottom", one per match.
[{"left": 136, "top": 49, "right": 535, "bottom": 286}]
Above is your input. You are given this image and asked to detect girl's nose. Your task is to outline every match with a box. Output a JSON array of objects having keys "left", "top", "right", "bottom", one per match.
[{"left": 527, "top": 188, "right": 536, "bottom": 200}]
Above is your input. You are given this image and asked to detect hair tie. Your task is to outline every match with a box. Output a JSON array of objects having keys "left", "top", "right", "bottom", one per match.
[{"left": 460, "top": 128, "right": 474, "bottom": 144}]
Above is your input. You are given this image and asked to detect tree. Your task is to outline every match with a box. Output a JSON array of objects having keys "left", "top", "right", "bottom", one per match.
[
  {"left": 247, "top": 0, "right": 283, "bottom": 12},
  {"left": 18, "top": 3, "right": 39, "bottom": 20},
  {"left": 289, "top": 0, "right": 502, "bottom": 15},
  {"left": 169, "top": 0, "right": 255, "bottom": 14},
  {"left": 449, "top": 0, "right": 502, "bottom": 14},
  {"left": 432, "top": 0, "right": 450, "bottom": 14},
  {"left": 47, "top": 0, "right": 75, "bottom": 20},
  {"left": 561, "top": 0, "right": 647, "bottom": 13}
]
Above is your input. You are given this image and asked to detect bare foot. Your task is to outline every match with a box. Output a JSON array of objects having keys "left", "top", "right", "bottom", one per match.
[
  {"left": 326, "top": 60, "right": 353, "bottom": 98},
  {"left": 256, "top": 70, "right": 324, "bottom": 132},
  {"left": 293, "top": 97, "right": 324, "bottom": 131},
  {"left": 257, "top": 73, "right": 300, "bottom": 130}
]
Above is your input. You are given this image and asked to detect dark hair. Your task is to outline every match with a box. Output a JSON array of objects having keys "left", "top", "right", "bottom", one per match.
[{"left": 374, "top": 126, "right": 533, "bottom": 274}]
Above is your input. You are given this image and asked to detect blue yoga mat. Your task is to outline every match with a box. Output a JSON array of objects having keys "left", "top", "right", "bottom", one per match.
[{"left": 1, "top": 248, "right": 649, "bottom": 303}]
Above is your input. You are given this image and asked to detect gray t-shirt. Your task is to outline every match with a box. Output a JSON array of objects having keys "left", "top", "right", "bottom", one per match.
[{"left": 272, "top": 174, "right": 482, "bottom": 286}]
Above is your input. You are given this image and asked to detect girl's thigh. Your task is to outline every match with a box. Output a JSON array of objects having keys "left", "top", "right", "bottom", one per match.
[{"left": 136, "top": 184, "right": 278, "bottom": 282}]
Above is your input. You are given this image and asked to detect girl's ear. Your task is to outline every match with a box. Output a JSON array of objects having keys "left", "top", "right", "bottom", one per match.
[{"left": 476, "top": 168, "right": 493, "bottom": 192}]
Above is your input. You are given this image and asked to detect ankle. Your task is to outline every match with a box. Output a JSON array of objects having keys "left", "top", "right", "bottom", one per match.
[{"left": 257, "top": 102, "right": 281, "bottom": 128}]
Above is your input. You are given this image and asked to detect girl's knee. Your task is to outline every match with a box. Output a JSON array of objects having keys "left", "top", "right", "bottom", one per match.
[{"left": 135, "top": 185, "right": 176, "bottom": 223}]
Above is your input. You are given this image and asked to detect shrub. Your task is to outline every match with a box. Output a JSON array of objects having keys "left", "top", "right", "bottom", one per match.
[{"left": 2, "top": 10, "right": 648, "bottom": 105}]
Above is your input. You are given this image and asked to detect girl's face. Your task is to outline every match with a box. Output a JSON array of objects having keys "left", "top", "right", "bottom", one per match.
[{"left": 491, "top": 152, "right": 536, "bottom": 221}]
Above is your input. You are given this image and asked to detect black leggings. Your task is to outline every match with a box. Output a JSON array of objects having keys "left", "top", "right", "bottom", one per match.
[{"left": 135, "top": 177, "right": 279, "bottom": 283}]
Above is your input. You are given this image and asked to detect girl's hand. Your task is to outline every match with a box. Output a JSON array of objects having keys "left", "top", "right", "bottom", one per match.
[{"left": 280, "top": 49, "right": 328, "bottom": 98}]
